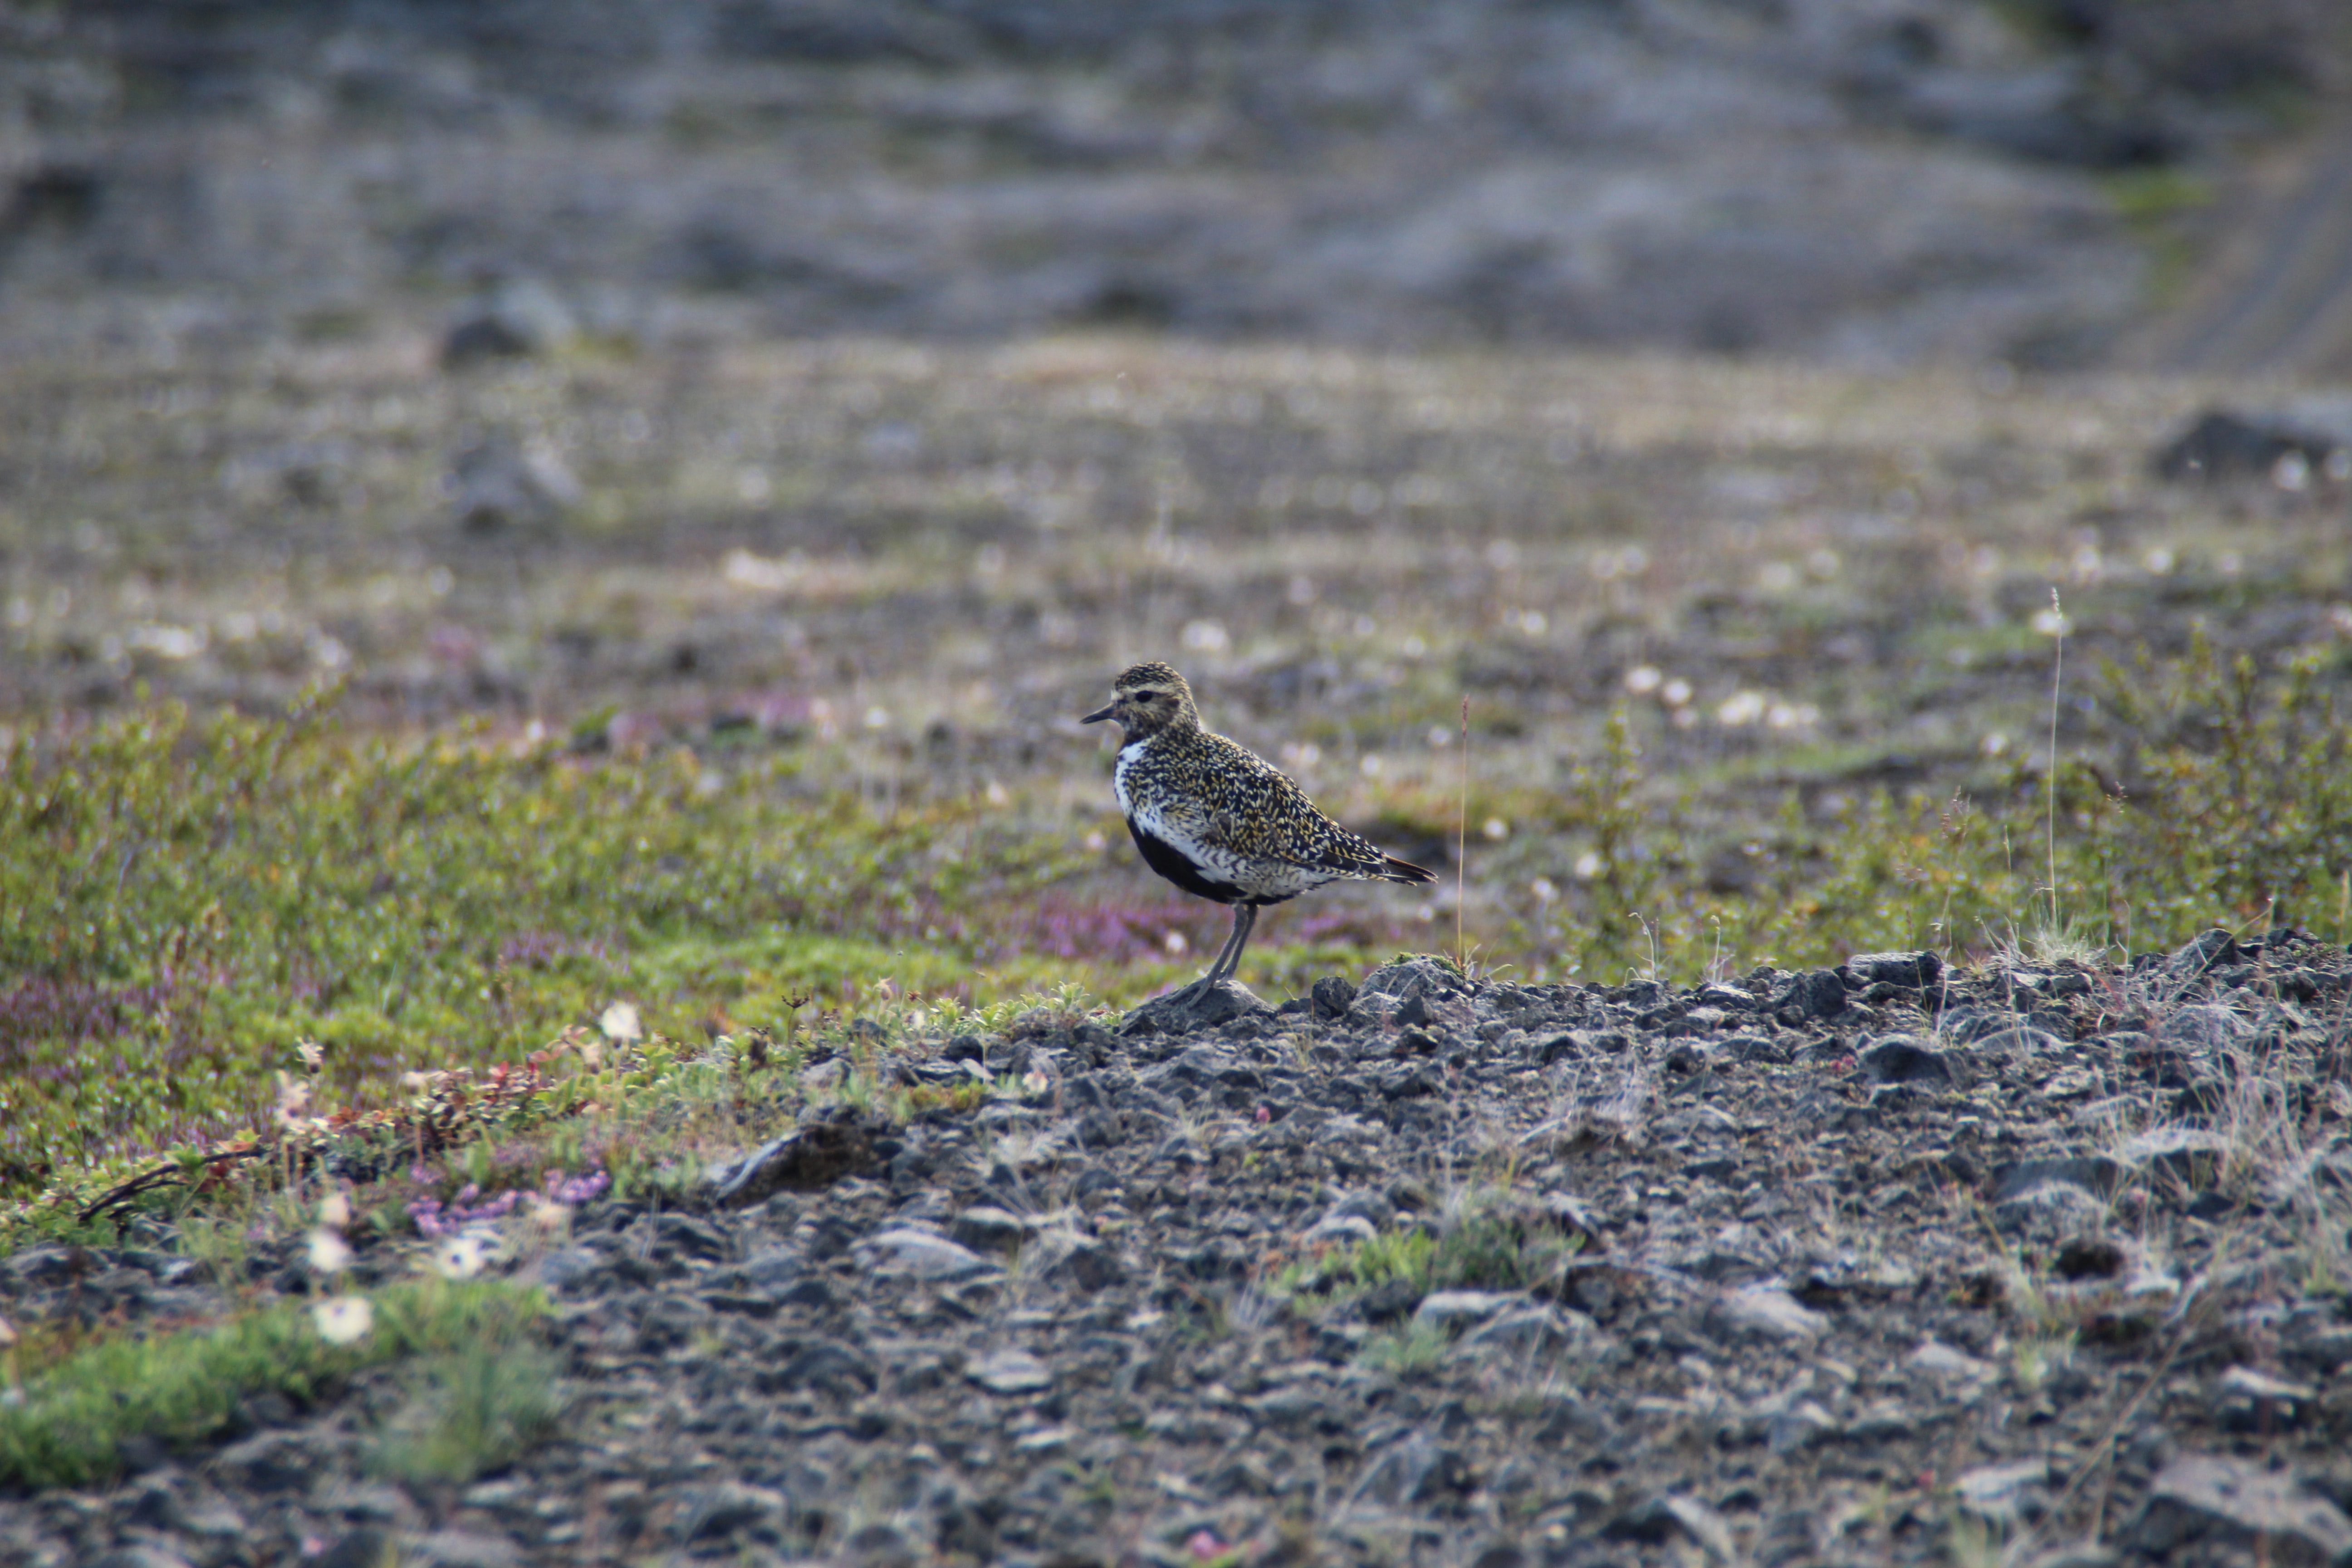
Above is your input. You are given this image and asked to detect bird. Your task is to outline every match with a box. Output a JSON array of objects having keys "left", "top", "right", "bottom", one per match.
[{"left": 1082, "top": 660, "right": 1437, "bottom": 999}]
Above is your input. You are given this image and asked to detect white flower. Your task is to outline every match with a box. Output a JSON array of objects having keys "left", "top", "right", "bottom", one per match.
[
  {"left": 1716, "top": 690, "right": 1768, "bottom": 727},
  {"left": 312, "top": 1296, "right": 374, "bottom": 1345},
  {"left": 273, "top": 1072, "right": 311, "bottom": 1123},
  {"left": 430, "top": 1234, "right": 490, "bottom": 1279},
  {"left": 306, "top": 1227, "right": 353, "bottom": 1276},
  {"left": 318, "top": 1191, "right": 352, "bottom": 1230},
  {"left": 598, "top": 1001, "right": 642, "bottom": 1044}
]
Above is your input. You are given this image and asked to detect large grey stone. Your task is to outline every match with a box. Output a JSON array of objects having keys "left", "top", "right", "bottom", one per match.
[{"left": 2136, "top": 1454, "right": 2352, "bottom": 1565}]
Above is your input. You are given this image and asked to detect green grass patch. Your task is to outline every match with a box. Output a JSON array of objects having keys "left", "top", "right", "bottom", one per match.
[
  {"left": 371, "top": 1334, "right": 567, "bottom": 1487},
  {"left": 0, "top": 693, "right": 1084, "bottom": 1194},
  {"left": 1278, "top": 1203, "right": 1586, "bottom": 1305},
  {"left": 0, "top": 1277, "right": 546, "bottom": 1490}
]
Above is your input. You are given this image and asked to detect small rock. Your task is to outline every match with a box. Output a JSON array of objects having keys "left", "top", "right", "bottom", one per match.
[
  {"left": 1709, "top": 1285, "right": 1827, "bottom": 1344},
  {"left": 448, "top": 433, "right": 580, "bottom": 534},
  {"left": 1357, "top": 956, "right": 1470, "bottom": 1004},
  {"left": 1845, "top": 950, "right": 1942, "bottom": 989},
  {"left": 1301, "top": 1214, "right": 1378, "bottom": 1248},
  {"left": 968, "top": 1348, "right": 1054, "bottom": 1394},
  {"left": 1955, "top": 1459, "right": 2051, "bottom": 1521},
  {"left": 1756, "top": 1509, "right": 1823, "bottom": 1567},
  {"left": 673, "top": 1482, "right": 787, "bottom": 1544},
  {"left": 1859, "top": 1036, "right": 1964, "bottom": 1087},
  {"left": 1769, "top": 969, "right": 1847, "bottom": 1021},
  {"left": 84, "top": 1550, "right": 196, "bottom": 1568},
  {"left": 315, "top": 1531, "right": 398, "bottom": 1568},
  {"left": 1350, "top": 1432, "right": 1463, "bottom": 1506},
  {"left": 441, "top": 278, "right": 578, "bottom": 368},
  {"left": 840, "top": 1521, "right": 922, "bottom": 1568},
  {"left": 537, "top": 1247, "right": 605, "bottom": 1292},
  {"left": 740, "top": 1249, "right": 807, "bottom": 1291},
  {"left": 857, "top": 1228, "right": 995, "bottom": 1282},
  {"left": 1606, "top": 1495, "right": 1734, "bottom": 1561},
  {"left": 1991, "top": 1156, "right": 2122, "bottom": 1202},
  {"left": 1412, "top": 1290, "right": 1518, "bottom": 1329},
  {"left": 949, "top": 1205, "right": 1030, "bottom": 1254},
  {"left": 2015, "top": 1545, "right": 2117, "bottom": 1568},
  {"left": 2113, "top": 1126, "right": 2230, "bottom": 1186},
  {"left": 1993, "top": 1181, "right": 2111, "bottom": 1238},
  {"left": 1909, "top": 1337, "right": 1990, "bottom": 1381},
  {"left": 772, "top": 1339, "right": 877, "bottom": 1398},
  {"left": 715, "top": 1122, "right": 886, "bottom": 1206},
  {"left": 1457, "top": 1303, "right": 1594, "bottom": 1359},
  {"left": 1766, "top": 1399, "right": 1839, "bottom": 1453},
  {"left": 1967, "top": 1025, "right": 2069, "bottom": 1054},
  {"left": 1248, "top": 1386, "right": 1332, "bottom": 1431},
  {"left": 1311, "top": 975, "right": 1357, "bottom": 1019},
  {"left": 2156, "top": 1003, "right": 2255, "bottom": 1052},
  {"left": 1040, "top": 1236, "right": 1125, "bottom": 1289},
  {"left": 2153, "top": 409, "right": 2348, "bottom": 483},
  {"left": 210, "top": 1431, "right": 317, "bottom": 1494},
  {"left": 2165, "top": 928, "right": 2243, "bottom": 977},
  {"left": 409, "top": 1534, "right": 528, "bottom": 1568},
  {"left": 2219, "top": 1366, "right": 2318, "bottom": 1420},
  {"left": 2038, "top": 1067, "right": 2099, "bottom": 1098}
]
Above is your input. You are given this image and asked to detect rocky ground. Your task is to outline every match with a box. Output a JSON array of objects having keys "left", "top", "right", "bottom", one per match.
[{"left": 6, "top": 933, "right": 2352, "bottom": 1567}]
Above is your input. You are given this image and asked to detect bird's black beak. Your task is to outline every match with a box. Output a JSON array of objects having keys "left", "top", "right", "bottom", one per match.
[{"left": 1081, "top": 701, "right": 1118, "bottom": 725}]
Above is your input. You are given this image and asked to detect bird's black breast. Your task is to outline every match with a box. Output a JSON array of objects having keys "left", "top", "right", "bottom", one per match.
[
  {"left": 1128, "top": 819, "right": 1244, "bottom": 904},
  {"left": 1127, "top": 819, "right": 1308, "bottom": 908}
]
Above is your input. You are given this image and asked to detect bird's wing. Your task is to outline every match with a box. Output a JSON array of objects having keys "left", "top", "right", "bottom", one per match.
[{"left": 1205, "top": 740, "right": 1393, "bottom": 874}]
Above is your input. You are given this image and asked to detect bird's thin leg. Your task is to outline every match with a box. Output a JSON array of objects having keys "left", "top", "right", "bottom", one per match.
[
  {"left": 1209, "top": 904, "right": 1258, "bottom": 988},
  {"left": 1190, "top": 907, "right": 1249, "bottom": 993},
  {"left": 1171, "top": 907, "right": 1245, "bottom": 1000}
]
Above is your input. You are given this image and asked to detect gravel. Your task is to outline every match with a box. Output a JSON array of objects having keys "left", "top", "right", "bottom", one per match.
[{"left": 6, "top": 933, "right": 2352, "bottom": 1565}]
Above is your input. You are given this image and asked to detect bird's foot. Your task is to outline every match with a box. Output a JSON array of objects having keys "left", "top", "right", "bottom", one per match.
[
  {"left": 1119, "top": 974, "right": 1270, "bottom": 1036},
  {"left": 1166, "top": 973, "right": 1219, "bottom": 1004}
]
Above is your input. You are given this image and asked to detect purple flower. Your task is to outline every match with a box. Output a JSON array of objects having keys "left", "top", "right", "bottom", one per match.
[{"left": 543, "top": 1168, "right": 610, "bottom": 1205}]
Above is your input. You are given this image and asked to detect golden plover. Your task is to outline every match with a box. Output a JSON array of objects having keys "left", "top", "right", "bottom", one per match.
[{"left": 1082, "top": 661, "right": 1437, "bottom": 996}]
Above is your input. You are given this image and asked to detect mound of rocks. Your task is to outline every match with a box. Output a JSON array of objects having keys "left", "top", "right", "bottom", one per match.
[{"left": 7, "top": 931, "right": 2352, "bottom": 1566}]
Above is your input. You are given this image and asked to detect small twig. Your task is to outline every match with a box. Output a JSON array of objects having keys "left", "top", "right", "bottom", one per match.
[
  {"left": 1457, "top": 695, "right": 1470, "bottom": 973},
  {"left": 76, "top": 1145, "right": 270, "bottom": 1222},
  {"left": 2046, "top": 586, "right": 2065, "bottom": 935}
]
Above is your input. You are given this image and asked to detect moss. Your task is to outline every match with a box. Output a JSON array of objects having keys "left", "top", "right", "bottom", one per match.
[{"left": 0, "top": 1278, "right": 546, "bottom": 1491}]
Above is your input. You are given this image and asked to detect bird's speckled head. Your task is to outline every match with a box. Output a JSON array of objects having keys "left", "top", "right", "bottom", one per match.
[{"left": 1081, "top": 661, "right": 1199, "bottom": 738}]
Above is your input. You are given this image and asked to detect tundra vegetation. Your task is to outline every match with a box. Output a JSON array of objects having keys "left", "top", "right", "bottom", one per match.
[{"left": 2, "top": 334, "right": 2349, "bottom": 1559}]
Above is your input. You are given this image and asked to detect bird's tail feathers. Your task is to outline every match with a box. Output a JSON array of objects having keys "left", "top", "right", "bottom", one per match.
[{"left": 1379, "top": 856, "right": 1439, "bottom": 885}]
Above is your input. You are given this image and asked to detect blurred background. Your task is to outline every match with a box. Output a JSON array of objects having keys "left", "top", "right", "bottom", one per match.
[
  {"left": 6, "top": 0, "right": 2352, "bottom": 999},
  {"left": 3, "top": 0, "right": 2349, "bottom": 368}
]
